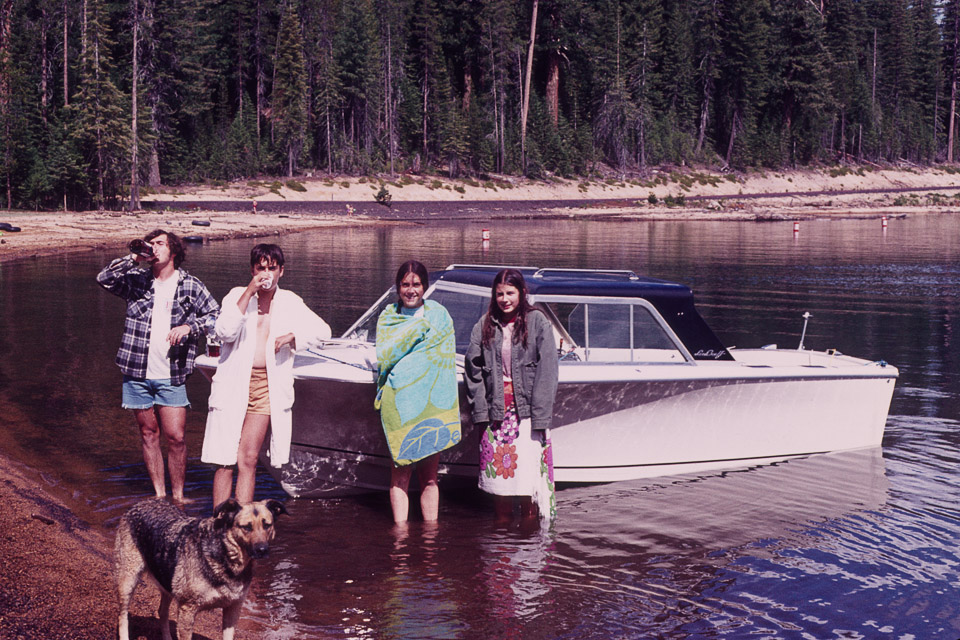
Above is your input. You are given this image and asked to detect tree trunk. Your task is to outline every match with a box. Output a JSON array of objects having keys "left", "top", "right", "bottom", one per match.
[
  {"left": 871, "top": 29, "right": 877, "bottom": 116},
  {"left": 326, "top": 40, "right": 333, "bottom": 173},
  {"left": 94, "top": 12, "right": 104, "bottom": 211},
  {"left": 520, "top": 0, "right": 539, "bottom": 173},
  {"left": 142, "top": 0, "right": 159, "bottom": 187},
  {"left": 421, "top": 62, "right": 429, "bottom": 161},
  {"left": 130, "top": 0, "right": 140, "bottom": 211},
  {"left": 696, "top": 60, "right": 712, "bottom": 153},
  {"left": 840, "top": 110, "right": 846, "bottom": 159},
  {"left": 386, "top": 24, "right": 394, "bottom": 176},
  {"left": 63, "top": 0, "right": 69, "bottom": 106},
  {"left": 948, "top": 4, "right": 959, "bottom": 162},
  {"left": 488, "top": 23, "right": 502, "bottom": 172},
  {"left": 255, "top": 0, "right": 262, "bottom": 143},
  {"left": 81, "top": 0, "right": 87, "bottom": 65},
  {"left": 725, "top": 109, "right": 739, "bottom": 167},
  {"left": 545, "top": 49, "right": 559, "bottom": 128},
  {"left": 638, "top": 24, "right": 648, "bottom": 170},
  {"left": 0, "top": 0, "right": 14, "bottom": 208},
  {"left": 237, "top": 5, "right": 243, "bottom": 118},
  {"left": 40, "top": 8, "right": 50, "bottom": 123},
  {"left": 463, "top": 68, "right": 473, "bottom": 114},
  {"left": 148, "top": 144, "right": 160, "bottom": 186}
]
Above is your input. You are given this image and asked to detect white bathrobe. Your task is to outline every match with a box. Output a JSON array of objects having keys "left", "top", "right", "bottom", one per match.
[{"left": 201, "top": 286, "right": 331, "bottom": 467}]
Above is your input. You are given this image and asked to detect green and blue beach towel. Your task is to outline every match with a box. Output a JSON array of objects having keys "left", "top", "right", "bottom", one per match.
[{"left": 375, "top": 300, "right": 462, "bottom": 465}]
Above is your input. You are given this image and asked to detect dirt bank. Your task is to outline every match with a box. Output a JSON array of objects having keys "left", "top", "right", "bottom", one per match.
[
  {"left": 0, "top": 209, "right": 383, "bottom": 264},
  {"left": 0, "top": 453, "right": 225, "bottom": 640},
  {"left": 2, "top": 167, "right": 960, "bottom": 264}
]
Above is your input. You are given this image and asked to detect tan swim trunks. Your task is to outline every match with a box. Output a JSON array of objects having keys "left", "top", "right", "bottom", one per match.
[{"left": 247, "top": 367, "right": 270, "bottom": 415}]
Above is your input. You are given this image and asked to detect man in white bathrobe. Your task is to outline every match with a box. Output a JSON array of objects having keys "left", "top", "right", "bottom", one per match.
[{"left": 201, "top": 244, "right": 331, "bottom": 508}]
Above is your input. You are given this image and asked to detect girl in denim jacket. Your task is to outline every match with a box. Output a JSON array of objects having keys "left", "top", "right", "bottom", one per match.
[{"left": 465, "top": 269, "right": 559, "bottom": 521}]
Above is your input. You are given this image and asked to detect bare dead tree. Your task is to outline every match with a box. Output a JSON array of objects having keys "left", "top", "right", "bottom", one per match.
[
  {"left": 130, "top": 0, "right": 140, "bottom": 211},
  {"left": 0, "top": 0, "right": 14, "bottom": 208},
  {"left": 949, "top": 1, "right": 959, "bottom": 162},
  {"left": 520, "top": 0, "right": 538, "bottom": 173}
]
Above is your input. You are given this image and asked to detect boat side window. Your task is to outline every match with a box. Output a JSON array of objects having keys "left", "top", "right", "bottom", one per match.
[
  {"left": 425, "top": 289, "right": 488, "bottom": 355},
  {"left": 549, "top": 301, "right": 683, "bottom": 363}
]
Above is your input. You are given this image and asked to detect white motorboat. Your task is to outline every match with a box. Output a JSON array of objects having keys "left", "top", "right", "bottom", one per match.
[{"left": 196, "top": 265, "right": 898, "bottom": 498}]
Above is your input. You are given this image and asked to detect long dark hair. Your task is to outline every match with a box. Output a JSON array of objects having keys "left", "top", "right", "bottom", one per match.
[
  {"left": 394, "top": 260, "right": 429, "bottom": 309},
  {"left": 481, "top": 269, "right": 531, "bottom": 347}
]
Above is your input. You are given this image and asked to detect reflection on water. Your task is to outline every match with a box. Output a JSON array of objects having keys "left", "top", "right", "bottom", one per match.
[{"left": 2, "top": 215, "right": 960, "bottom": 637}]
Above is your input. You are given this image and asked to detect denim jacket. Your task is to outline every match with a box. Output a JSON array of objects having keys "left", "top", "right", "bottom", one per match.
[{"left": 464, "top": 309, "right": 559, "bottom": 429}]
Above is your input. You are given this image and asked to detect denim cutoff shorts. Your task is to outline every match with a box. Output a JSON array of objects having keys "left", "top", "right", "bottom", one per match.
[{"left": 121, "top": 376, "right": 190, "bottom": 410}]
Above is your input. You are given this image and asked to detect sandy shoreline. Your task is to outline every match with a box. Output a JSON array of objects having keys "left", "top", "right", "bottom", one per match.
[
  {"left": 2, "top": 167, "right": 960, "bottom": 264},
  {"left": 0, "top": 452, "right": 226, "bottom": 640}
]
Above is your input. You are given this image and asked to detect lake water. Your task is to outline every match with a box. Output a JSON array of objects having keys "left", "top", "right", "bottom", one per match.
[{"left": 2, "top": 214, "right": 959, "bottom": 638}]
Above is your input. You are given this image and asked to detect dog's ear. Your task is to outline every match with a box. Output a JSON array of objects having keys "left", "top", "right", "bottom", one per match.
[
  {"left": 213, "top": 498, "right": 242, "bottom": 528},
  {"left": 264, "top": 499, "right": 288, "bottom": 518}
]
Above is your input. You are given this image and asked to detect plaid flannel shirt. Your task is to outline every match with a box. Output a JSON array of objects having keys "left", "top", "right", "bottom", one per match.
[{"left": 97, "top": 256, "right": 220, "bottom": 385}]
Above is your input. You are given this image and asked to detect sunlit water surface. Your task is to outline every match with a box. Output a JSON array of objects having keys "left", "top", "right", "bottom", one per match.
[{"left": 1, "top": 214, "right": 959, "bottom": 638}]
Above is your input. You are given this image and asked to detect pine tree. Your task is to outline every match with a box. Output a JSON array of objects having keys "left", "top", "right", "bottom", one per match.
[
  {"left": 302, "top": 0, "right": 341, "bottom": 173},
  {"left": 70, "top": 0, "right": 129, "bottom": 209},
  {"left": 691, "top": 0, "right": 721, "bottom": 155},
  {"left": 717, "top": 0, "right": 770, "bottom": 167},
  {"left": 911, "top": 0, "right": 940, "bottom": 161},
  {"left": 871, "top": 0, "right": 917, "bottom": 160},
  {"left": 769, "top": 0, "right": 833, "bottom": 165},
  {"left": 825, "top": 0, "right": 870, "bottom": 161},
  {"left": 944, "top": 0, "right": 960, "bottom": 161},
  {"left": 273, "top": 0, "right": 307, "bottom": 177},
  {"left": 408, "top": 0, "right": 449, "bottom": 167},
  {"left": 479, "top": 0, "right": 519, "bottom": 173},
  {"left": 659, "top": 0, "right": 698, "bottom": 162},
  {"left": 138, "top": 0, "right": 217, "bottom": 186},
  {"left": 333, "top": 0, "right": 381, "bottom": 172},
  {"left": 622, "top": 0, "right": 663, "bottom": 169}
]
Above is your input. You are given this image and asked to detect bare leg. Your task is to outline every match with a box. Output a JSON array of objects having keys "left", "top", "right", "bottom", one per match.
[
  {"left": 213, "top": 466, "right": 234, "bottom": 510},
  {"left": 390, "top": 465, "right": 413, "bottom": 523},
  {"left": 519, "top": 496, "right": 539, "bottom": 520},
  {"left": 235, "top": 413, "right": 271, "bottom": 504},
  {"left": 156, "top": 406, "right": 187, "bottom": 503},
  {"left": 417, "top": 454, "right": 440, "bottom": 521},
  {"left": 494, "top": 495, "right": 514, "bottom": 522},
  {"left": 134, "top": 408, "right": 166, "bottom": 498}
]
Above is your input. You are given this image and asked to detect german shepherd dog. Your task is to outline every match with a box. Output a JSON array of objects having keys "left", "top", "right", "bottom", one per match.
[{"left": 115, "top": 498, "right": 287, "bottom": 640}]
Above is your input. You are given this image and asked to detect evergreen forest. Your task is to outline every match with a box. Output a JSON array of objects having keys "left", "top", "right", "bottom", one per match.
[{"left": 2, "top": 0, "right": 960, "bottom": 210}]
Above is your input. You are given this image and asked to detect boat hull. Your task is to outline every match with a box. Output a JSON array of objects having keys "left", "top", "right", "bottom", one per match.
[{"left": 263, "top": 355, "right": 897, "bottom": 497}]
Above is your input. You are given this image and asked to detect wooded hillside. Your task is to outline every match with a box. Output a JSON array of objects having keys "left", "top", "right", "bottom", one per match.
[{"left": 1, "top": 0, "right": 958, "bottom": 210}]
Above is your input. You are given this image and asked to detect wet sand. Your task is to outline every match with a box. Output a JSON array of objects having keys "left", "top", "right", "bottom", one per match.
[
  {"left": 0, "top": 452, "right": 224, "bottom": 640},
  {"left": 1, "top": 166, "right": 959, "bottom": 637}
]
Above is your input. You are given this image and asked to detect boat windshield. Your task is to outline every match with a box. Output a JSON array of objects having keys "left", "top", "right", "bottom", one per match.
[
  {"left": 342, "top": 289, "right": 395, "bottom": 343},
  {"left": 343, "top": 286, "right": 691, "bottom": 364},
  {"left": 342, "top": 286, "right": 487, "bottom": 355},
  {"left": 426, "top": 288, "right": 489, "bottom": 354}
]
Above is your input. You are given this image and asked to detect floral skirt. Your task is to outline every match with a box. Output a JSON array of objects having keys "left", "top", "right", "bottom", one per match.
[{"left": 478, "top": 392, "right": 556, "bottom": 519}]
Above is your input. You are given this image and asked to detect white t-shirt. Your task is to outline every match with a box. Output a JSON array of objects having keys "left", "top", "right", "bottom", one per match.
[{"left": 146, "top": 272, "right": 179, "bottom": 380}]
